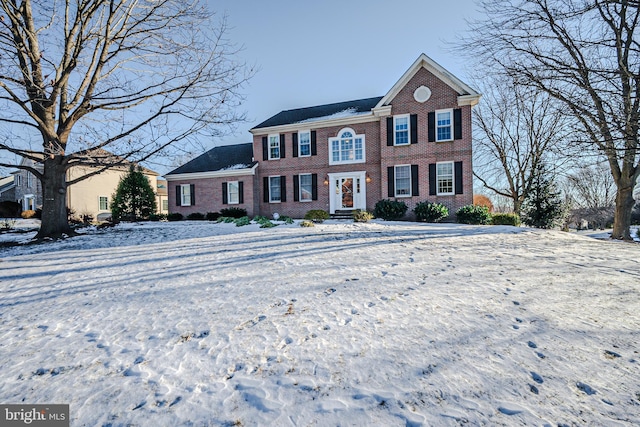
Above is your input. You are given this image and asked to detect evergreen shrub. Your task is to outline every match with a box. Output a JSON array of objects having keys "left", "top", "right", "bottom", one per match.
[
  {"left": 456, "top": 205, "right": 492, "bottom": 225},
  {"left": 414, "top": 201, "right": 449, "bottom": 223},
  {"left": 220, "top": 207, "right": 247, "bottom": 218},
  {"left": 233, "top": 216, "right": 251, "bottom": 227},
  {"left": 491, "top": 213, "right": 521, "bottom": 226},
  {"left": 373, "top": 199, "right": 408, "bottom": 220},
  {"left": 187, "top": 212, "right": 205, "bottom": 220},
  {"left": 111, "top": 166, "right": 157, "bottom": 221},
  {"left": 304, "top": 209, "right": 329, "bottom": 223},
  {"left": 167, "top": 213, "right": 183, "bottom": 221},
  {"left": 206, "top": 212, "right": 220, "bottom": 221}
]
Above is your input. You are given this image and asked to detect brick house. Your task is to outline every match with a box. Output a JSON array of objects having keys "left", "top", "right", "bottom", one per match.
[{"left": 166, "top": 53, "right": 481, "bottom": 219}]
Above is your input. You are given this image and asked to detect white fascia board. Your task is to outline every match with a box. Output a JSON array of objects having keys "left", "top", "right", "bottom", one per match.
[
  {"left": 376, "top": 53, "right": 481, "bottom": 108},
  {"left": 249, "top": 113, "right": 378, "bottom": 135},
  {"left": 165, "top": 164, "right": 257, "bottom": 181}
]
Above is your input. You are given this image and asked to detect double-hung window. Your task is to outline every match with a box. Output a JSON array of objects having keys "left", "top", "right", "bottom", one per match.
[
  {"left": 329, "top": 128, "right": 365, "bottom": 165},
  {"left": 298, "top": 131, "right": 311, "bottom": 157},
  {"left": 99, "top": 196, "right": 108, "bottom": 211},
  {"left": 395, "top": 165, "right": 411, "bottom": 197},
  {"left": 269, "top": 176, "right": 281, "bottom": 203},
  {"left": 228, "top": 181, "right": 239, "bottom": 204},
  {"left": 180, "top": 184, "right": 192, "bottom": 206},
  {"left": 436, "top": 109, "right": 453, "bottom": 142},
  {"left": 299, "top": 174, "right": 312, "bottom": 202},
  {"left": 394, "top": 115, "right": 410, "bottom": 145},
  {"left": 437, "top": 162, "right": 454, "bottom": 195},
  {"left": 268, "top": 134, "right": 280, "bottom": 160}
]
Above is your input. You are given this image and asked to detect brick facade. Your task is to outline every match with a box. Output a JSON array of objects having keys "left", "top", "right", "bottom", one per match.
[{"left": 167, "top": 54, "right": 480, "bottom": 220}]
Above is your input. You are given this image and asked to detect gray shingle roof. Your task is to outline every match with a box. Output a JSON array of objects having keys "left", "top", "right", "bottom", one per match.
[
  {"left": 167, "top": 143, "right": 255, "bottom": 175},
  {"left": 251, "top": 96, "right": 383, "bottom": 130}
]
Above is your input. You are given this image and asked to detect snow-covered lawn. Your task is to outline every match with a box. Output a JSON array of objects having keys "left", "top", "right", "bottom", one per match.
[{"left": 0, "top": 221, "right": 639, "bottom": 426}]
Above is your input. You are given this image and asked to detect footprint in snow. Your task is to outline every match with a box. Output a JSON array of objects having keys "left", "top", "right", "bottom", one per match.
[
  {"left": 529, "top": 384, "right": 539, "bottom": 394},
  {"left": 536, "top": 352, "right": 546, "bottom": 359},
  {"left": 530, "top": 371, "right": 544, "bottom": 384},
  {"left": 604, "top": 350, "right": 622, "bottom": 359},
  {"left": 513, "top": 301, "right": 520, "bottom": 306},
  {"left": 325, "top": 288, "right": 336, "bottom": 296},
  {"left": 527, "top": 341, "right": 537, "bottom": 349},
  {"left": 576, "top": 382, "right": 596, "bottom": 395}
]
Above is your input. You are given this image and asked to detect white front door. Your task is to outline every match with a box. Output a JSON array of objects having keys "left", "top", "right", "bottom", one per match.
[{"left": 328, "top": 171, "right": 366, "bottom": 214}]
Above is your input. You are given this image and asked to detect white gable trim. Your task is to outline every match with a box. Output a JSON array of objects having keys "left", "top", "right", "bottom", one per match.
[
  {"left": 376, "top": 53, "right": 481, "bottom": 108},
  {"left": 165, "top": 163, "right": 258, "bottom": 181}
]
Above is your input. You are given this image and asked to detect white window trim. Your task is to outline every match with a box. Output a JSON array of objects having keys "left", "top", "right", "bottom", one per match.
[
  {"left": 268, "top": 175, "right": 281, "bottom": 203},
  {"left": 268, "top": 134, "right": 280, "bottom": 160},
  {"left": 15, "top": 175, "right": 22, "bottom": 186},
  {"left": 328, "top": 127, "right": 366, "bottom": 166},
  {"left": 394, "top": 114, "right": 411, "bottom": 146},
  {"left": 298, "top": 130, "right": 312, "bottom": 157},
  {"left": 180, "top": 184, "right": 192, "bottom": 206},
  {"left": 436, "top": 108, "right": 454, "bottom": 142},
  {"left": 98, "top": 196, "right": 109, "bottom": 211},
  {"left": 436, "top": 161, "right": 455, "bottom": 196},
  {"left": 394, "top": 164, "right": 412, "bottom": 198},
  {"left": 228, "top": 181, "right": 240, "bottom": 205},
  {"left": 299, "top": 173, "right": 313, "bottom": 202}
]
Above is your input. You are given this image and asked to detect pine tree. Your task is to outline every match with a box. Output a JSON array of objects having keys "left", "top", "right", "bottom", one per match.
[
  {"left": 521, "top": 163, "right": 565, "bottom": 229},
  {"left": 111, "top": 166, "right": 157, "bottom": 221}
]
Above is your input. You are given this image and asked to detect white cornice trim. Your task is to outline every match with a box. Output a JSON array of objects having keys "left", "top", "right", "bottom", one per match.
[
  {"left": 376, "top": 53, "right": 481, "bottom": 108},
  {"left": 165, "top": 164, "right": 257, "bottom": 181},
  {"left": 457, "top": 94, "right": 482, "bottom": 107},
  {"left": 249, "top": 113, "right": 379, "bottom": 135},
  {"left": 372, "top": 105, "right": 393, "bottom": 117}
]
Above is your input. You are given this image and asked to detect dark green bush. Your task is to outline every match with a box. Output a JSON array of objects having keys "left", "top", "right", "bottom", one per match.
[
  {"left": 279, "top": 215, "right": 294, "bottom": 224},
  {"left": 353, "top": 210, "right": 374, "bottom": 223},
  {"left": 167, "top": 213, "right": 183, "bottom": 221},
  {"left": 304, "top": 209, "right": 330, "bottom": 223},
  {"left": 456, "top": 205, "right": 492, "bottom": 225},
  {"left": 206, "top": 212, "right": 220, "bottom": 221},
  {"left": 234, "top": 216, "right": 251, "bottom": 227},
  {"left": 187, "top": 212, "right": 205, "bottom": 220},
  {"left": 414, "top": 201, "right": 449, "bottom": 223},
  {"left": 374, "top": 199, "right": 408, "bottom": 220},
  {"left": 220, "top": 207, "right": 247, "bottom": 218},
  {"left": 491, "top": 213, "right": 521, "bottom": 226},
  {"left": 148, "top": 213, "right": 167, "bottom": 222}
]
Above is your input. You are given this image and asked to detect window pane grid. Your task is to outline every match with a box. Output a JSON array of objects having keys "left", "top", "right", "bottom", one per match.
[
  {"left": 395, "top": 166, "right": 411, "bottom": 196},
  {"left": 300, "top": 174, "right": 312, "bottom": 201},
  {"left": 269, "top": 135, "right": 280, "bottom": 159},
  {"left": 228, "top": 182, "right": 239, "bottom": 204},
  {"left": 437, "top": 163, "right": 454, "bottom": 194},
  {"left": 269, "top": 177, "right": 281, "bottom": 202},
  {"left": 437, "top": 111, "right": 452, "bottom": 141},
  {"left": 299, "top": 132, "right": 311, "bottom": 156},
  {"left": 395, "top": 117, "right": 409, "bottom": 145}
]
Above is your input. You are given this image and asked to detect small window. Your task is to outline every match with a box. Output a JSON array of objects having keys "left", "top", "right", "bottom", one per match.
[
  {"left": 180, "top": 184, "right": 192, "bottom": 206},
  {"left": 268, "top": 134, "right": 280, "bottom": 160},
  {"left": 26, "top": 173, "right": 32, "bottom": 188},
  {"left": 162, "top": 199, "right": 169, "bottom": 211},
  {"left": 299, "top": 174, "right": 312, "bottom": 202},
  {"left": 437, "top": 162, "right": 454, "bottom": 195},
  {"left": 269, "top": 176, "right": 281, "bottom": 203},
  {"left": 299, "top": 131, "right": 311, "bottom": 157},
  {"left": 228, "top": 181, "right": 239, "bottom": 204},
  {"left": 99, "top": 196, "right": 109, "bottom": 211},
  {"left": 436, "top": 109, "right": 453, "bottom": 142},
  {"left": 395, "top": 165, "right": 411, "bottom": 197},
  {"left": 394, "top": 115, "right": 410, "bottom": 145}
]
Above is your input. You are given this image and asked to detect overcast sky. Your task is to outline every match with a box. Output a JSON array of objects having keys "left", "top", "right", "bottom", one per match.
[{"left": 211, "top": 0, "right": 481, "bottom": 147}]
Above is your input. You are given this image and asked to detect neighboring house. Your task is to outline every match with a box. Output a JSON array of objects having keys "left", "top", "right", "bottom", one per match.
[
  {"left": 0, "top": 176, "right": 16, "bottom": 202},
  {"left": 166, "top": 143, "right": 258, "bottom": 217},
  {"left": 157, "top": 178, "right": 169, "bottom": 214},
  {"left": 12, "top": 149, "right": 160, "bottom": 220},
  {"left": 167, "top": 53, "right": 481, "bottom": 219}
]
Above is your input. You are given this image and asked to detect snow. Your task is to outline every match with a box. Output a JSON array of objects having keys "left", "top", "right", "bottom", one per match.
[
  {"left": 1, "top": 220, "right": 639, "bottom": 426},
  {"left": 220, "top": 163, "right": 251, "bottom": 171},
  {"left": 296, "top": 107, "right": 371, "bottom": 124}
]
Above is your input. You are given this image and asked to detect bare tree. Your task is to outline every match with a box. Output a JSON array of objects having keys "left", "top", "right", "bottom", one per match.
[
  {"left": 473, "top": 74, "right": 569, "bottom": 215},
  {"left": 0, "top": 0, "right": 251, "bottom": 238},
  {"left": 565, "top": 162, "right": 616, "bottom": 229},
  {"left": 467, "top": 0, "right": 640, "bottom": 240}
]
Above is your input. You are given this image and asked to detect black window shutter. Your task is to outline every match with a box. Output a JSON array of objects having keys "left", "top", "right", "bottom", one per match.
[
  {"left": 454, "top": 108, "right": 462, "bottom": 140},
  {"left": 239, "top": 181, "right": 244, "bottom": 204},
  {"left": 429, "top": 164, "right": 436, "bottom": 195},
  {"left": 176, "top": 185, "right": 181, "bottom": 206},
  {"left": 262, "top": 136, "right": 268, "bottom": 160},
  {"left": 311, "top": 131, "right": 317, "bottom": 155},
  {"left": 293, "top": 175, "right": 300, "bottom": 202},
  {"left": 292, "top": 133, "right": 298, "bottom": 158},
  {"left": 222, "top": 182, "right": 228, "bottom": 204},
  {"left": 386, "top": 117, "right": 394, "bottom": 146},
  {"left": 190, "top": 184, "right": 195, "bottom": 206},
  {"left": 280, "top": 134, "right": 286, "bottom": 158},
  {"left": 428, "top": 112, "right": 435, "bottom": 142},
  {"left": 455, "top": 161, "right": 463, "bottom": 194},
  {"left": 411, "top": 165, "right": 419, "bottom": 196},
  {"left": 410, "top": 114, "right": 418, "bottom": 144},
  {"left": 280, "top": 176, "right": 287, "bottom": 202},
  {"left": 263, "top": 177, "right": 269, "bottom": 203},
  {"left": 387, "top": 166, "right": 395, "bottom": 197},
  {"left": 311, "top": 173, "right": 318, "bottom": 200}
]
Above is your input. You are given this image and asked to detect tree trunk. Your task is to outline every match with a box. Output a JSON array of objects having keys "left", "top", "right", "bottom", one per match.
[
  {"left": 36, "top": 156, "right": 74, "bottom": 239},
  {"left": 611, "top": 183, "right": 635, "bottom": 240}
]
